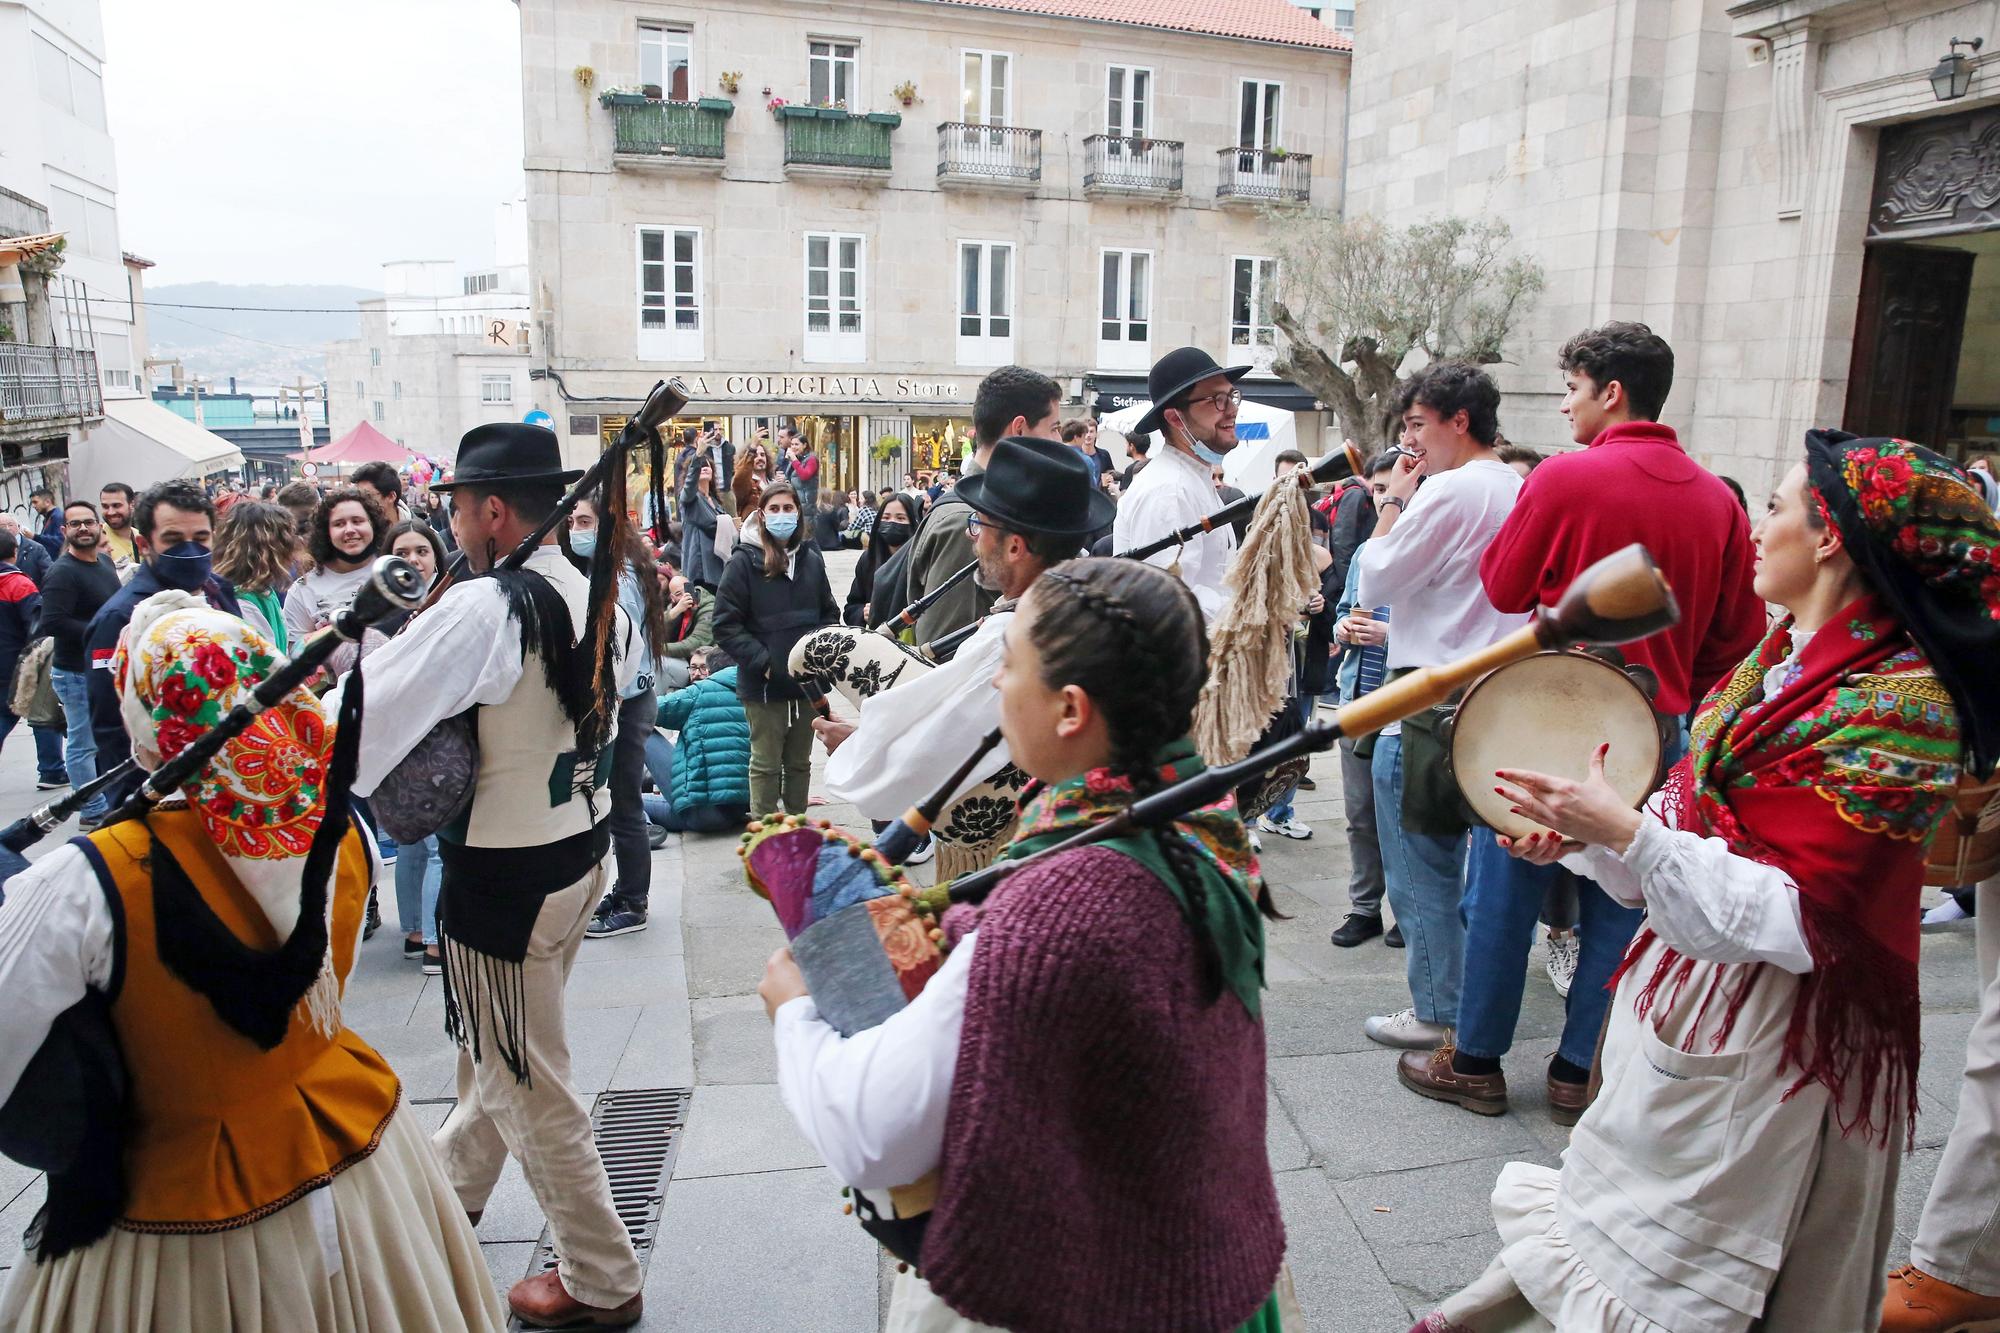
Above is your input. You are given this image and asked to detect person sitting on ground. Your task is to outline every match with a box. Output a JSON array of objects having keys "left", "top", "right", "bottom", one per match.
[
  {"left": 814, "top": 491, "right": 849, "bottom": 552},
  {"left": 643, "top": 646, "right": 750, "bottom": 836},
  {"left": 283, "top": 487, "right": 388, "bottom": 644},
  {"left": 766, "top": 558, "right": 1293, "bottom": 1331},
  {"left": 659, "top": 571, "right": 714, "bottom": 691},
  {"left": 845, "top": 490, "right": 878, "bottom": 549}
]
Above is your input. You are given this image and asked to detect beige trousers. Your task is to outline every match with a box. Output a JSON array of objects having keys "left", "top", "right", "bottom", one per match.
[
  {"left": 1913, "top": 875, "right": 2000, "bottom": 1296},
  {"left": 433, "top": 863, "right": 642, "bottom": 1309}
]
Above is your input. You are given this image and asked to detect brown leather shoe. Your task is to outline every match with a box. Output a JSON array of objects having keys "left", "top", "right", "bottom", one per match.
[
  {"left": 1547, "top": 1071, "right": 1590, "bottom": 1127},
  {"left": 1881, "top": 1263, "right": 2000, "bottom": 1332},
  {"left": 1397, "top": 1044, "right": 1508, "bottom": 1116},
  {"left": 507, "top": 1269, "right": 643, "bottom": 1329}
]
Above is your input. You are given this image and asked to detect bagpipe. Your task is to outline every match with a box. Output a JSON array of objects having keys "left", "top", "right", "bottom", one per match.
[
  {"left": 370, "top": 378, "right": 688, "bottom": 843},
  {"left": 746, "top": 542, "right": 1679, "bottom": 1264},
  {"left": 0, "top": 556, "right": 428, "bottom": 865}
]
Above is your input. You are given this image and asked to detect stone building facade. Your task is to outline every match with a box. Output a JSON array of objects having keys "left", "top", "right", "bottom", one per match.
[
  {"left": 1345, "top": 0, "right": 2000, "bottom": 497},
  {"left": 516, "top": 0, "right": 1350, "bottom": 490}
]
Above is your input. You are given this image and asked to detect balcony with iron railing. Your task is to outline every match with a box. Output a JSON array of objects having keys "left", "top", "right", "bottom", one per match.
[
  {"left": 601, "top": 94, "right": 734, "bottom": 170},
  {"left": 1082, "top": 135, "right": 1184, "bottom": 197},
  {"left": 778, "top": 106, "right": 901, "bottom": 179},
  {"left": 937, "top": 123, "right": 1041, "bottom": 188},
  {"left": 0, "top": 344, "right": 103, "bottom": 437},
  {"left": 1215, "top": 147, "right": 1313, "bottom": 204}
]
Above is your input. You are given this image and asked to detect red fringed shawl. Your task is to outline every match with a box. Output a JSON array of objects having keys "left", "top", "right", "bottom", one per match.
[{"left": 1630, "top": 596, "right": 1961, "bottom": 1144}]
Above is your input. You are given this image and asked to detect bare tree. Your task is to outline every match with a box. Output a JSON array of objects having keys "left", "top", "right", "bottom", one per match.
[{"left": 1268, "top": 213, "right": 1544, "bottom": 450}]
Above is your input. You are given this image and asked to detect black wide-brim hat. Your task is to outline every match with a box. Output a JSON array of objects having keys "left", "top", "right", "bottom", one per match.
[
  {"left": 431, "top": 421, "right": 585, "bottom": 492},
  {"left": 1133, "top": 346, "right": 1251, "bottom": 435},
  {"left": 956, "top": 436, "right": 1117, "bottom": 539}
]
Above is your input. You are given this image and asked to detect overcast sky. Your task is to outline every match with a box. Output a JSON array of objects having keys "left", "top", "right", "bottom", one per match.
[{"left": 102, "top": 0, "right": 526, "bottom": 290}]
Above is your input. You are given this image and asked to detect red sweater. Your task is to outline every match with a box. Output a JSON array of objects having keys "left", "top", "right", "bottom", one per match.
[{"left": 1480, "top": 421, "right": 1762, "bottom": 715}]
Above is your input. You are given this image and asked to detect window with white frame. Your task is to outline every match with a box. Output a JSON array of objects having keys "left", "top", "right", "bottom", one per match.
[
  {"left": 1238, "top": 79, "right": 1282, "bottom": 150},
  {"left": 70, "top": 63, "right": 106, "bottom": 131},
  {"left": 1229, "top": 257, "right": 1279, "bottom": 368},
  {"left": 480, "top": 374, "right": 513, "bottom": 405},
  {"left": 33, "top": 35, "right": 71, "bottom": 113},
  {"left": 804, "top": 232, "right": 865, "bottom": 362},
  {"left": 637, "top": 225, "right": 703, "bottom": 361},
  {"left": 961, "top": 50, "right": 1010, "bottom": 125},
  {"left": 956, "top": 241, "right": 1013, "bottom": 366},
  {"left": 639, "top": 24, "right": 693, "bottom": 101},
  {"left": 392, "top": 380, "right": 402, "bottom": 400},
  {"left": 1106, "top": 65, "right": 1150, "bottom": 141},
  {"left": 355, "top": 379, "right": 365, "bottom": 397},
  {"left": 372, "top": 401, "right": 385, "bottom": 421},
  {"left": 808, "top": 39, "right": 857, "bottom": 107},
  {"left": 1098, "top": 248, "right": 1151, "bottom": 370},
  {"left": 370, "top": 347, "right": 382, "bottom": 366}
]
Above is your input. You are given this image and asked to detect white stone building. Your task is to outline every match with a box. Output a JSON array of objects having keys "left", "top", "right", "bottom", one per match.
[
  {"left": 516, "top": 0, "right": 1351, "bottom": 490},
  {"left": 324, "top": 204, "right": 537, "bottom": 460},
  {"left": 1345, "top": 0, "right": 2000, "bottom": 497}
]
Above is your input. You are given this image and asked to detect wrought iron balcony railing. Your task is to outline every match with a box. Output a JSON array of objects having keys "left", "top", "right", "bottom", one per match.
[
  {"left": 604, "top": 96, "right": 733, "bottom": 161},
  {"left": 1082, "top": 135, "right": 1184, "bottom": 194},
  {"left": 0, "top": 343, "right": 102, "bottom": 427},
  {"left": 780, "top": 107, "right": 901, "bottom": 172},
  {"left": 1215, "top": 147, "right": 1313, "bottom": 203},
  {"left": 937, "top": 123, "right": 1042, "bottom": 183}
]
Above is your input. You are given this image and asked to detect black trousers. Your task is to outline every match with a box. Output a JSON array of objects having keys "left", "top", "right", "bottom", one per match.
[{"left": 608, "top": 687, "right": 656, "bottom": 907}]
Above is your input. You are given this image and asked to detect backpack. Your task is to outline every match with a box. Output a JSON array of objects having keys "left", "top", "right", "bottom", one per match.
[{"left": 10, "top": 636, "right": 62, "bottom": 730}]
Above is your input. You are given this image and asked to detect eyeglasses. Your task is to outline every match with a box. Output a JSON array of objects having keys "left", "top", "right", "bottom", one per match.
[
  {"left": 965, "top": 513, "right": 1009, "bottom": 538},
  {"left": 65, "top": 518, "right": 99, "bottom": 528},
  {"left": 1187, "top": 388, "right": 1243, "bottom": 413}
]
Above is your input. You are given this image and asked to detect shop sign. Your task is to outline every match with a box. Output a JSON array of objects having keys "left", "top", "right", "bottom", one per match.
[{"left": 676, "top": 374, "right": 967, "bottom": 401}]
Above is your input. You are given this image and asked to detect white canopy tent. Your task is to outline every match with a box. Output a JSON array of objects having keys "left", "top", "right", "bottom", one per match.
[
  {"left": 1096, "top": 398, "right": 1300, "bottom": 488},
  {"left": 72, "top": 399, "right": 243, "bottom": 499}
]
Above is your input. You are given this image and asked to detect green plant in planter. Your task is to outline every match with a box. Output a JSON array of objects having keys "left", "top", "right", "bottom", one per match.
[
  {"left": 719, "top": 70, "right": 742, "bottom": 94},
  {"left": 1266, "top": 146, "right": 1290, "bottom": 161},
  {"left": 892, "top": 80, "right": 918, "bottom": 107},
  {"left": 871, "top": 433, "right": 902, "bottom": 462}
]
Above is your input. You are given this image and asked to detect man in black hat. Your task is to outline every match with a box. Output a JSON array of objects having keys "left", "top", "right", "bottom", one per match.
[
  {"left": 817, "top": 435, "right": 1113, "bottom": 826},
  {"left": 327, "top": 421, "right": 647, "bottom": 1329},
  {"left": 1111, "top": 346, "right": 1250, "bottom": 622}
]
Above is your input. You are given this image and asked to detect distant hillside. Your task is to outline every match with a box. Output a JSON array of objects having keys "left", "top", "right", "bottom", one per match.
[{"left": 142, "top": 282, "right": 379, "bottom": 388}]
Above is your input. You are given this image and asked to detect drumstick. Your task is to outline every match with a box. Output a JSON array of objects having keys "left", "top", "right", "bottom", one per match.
[{"left": 942, "top": 544, "right": 1679, "bottom": 904}]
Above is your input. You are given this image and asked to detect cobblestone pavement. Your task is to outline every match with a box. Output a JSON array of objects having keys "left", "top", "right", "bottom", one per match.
[{"left": 0, "top": 545, "right": 1982, "bottom": 1330}]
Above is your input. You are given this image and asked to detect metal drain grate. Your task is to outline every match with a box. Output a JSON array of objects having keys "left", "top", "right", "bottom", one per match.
[{"left": 528, "top": 1087, "right": 691, "bottom": 1279}]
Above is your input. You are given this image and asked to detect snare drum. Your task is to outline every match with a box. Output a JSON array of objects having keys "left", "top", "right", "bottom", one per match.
[
  {"left": 1443, "top": 651, "right": 1667, "bottom": 840},
  {"left": 1926, "top": 776, "right": 2000, "bottom": 887}
]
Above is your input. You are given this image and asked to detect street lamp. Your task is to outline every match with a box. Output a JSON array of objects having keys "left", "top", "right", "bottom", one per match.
[{"left": 1931, "top": 37, "right": 1984, "bottom": 102}]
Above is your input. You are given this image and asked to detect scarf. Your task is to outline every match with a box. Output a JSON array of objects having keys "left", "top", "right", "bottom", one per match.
[
  {"left": 1636, "top": 597, "right": 1960, "bottom": 1143},
  {"left": 112, "top": 593, "right": 357, "bottom": 1045},
  {"left": 1002, "top": 736, "right": 1266, "bottom": 1017}
]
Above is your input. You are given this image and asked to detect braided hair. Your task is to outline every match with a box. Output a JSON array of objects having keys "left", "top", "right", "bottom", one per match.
[{"left": 1025, "top": 559, "right": 1277, "bottom": 1005}]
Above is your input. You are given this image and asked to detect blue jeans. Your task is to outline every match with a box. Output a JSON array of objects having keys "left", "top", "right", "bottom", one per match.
[
  {"left": 0, "top": 702, "right": 68, "bottom": 787},
  {"left": 50, "top": 667, "right": 106, "bottom": 818},
  {"left": 394, "top": 834, "right": 441, "bottom": 945},
  {"left": 1454, "top": 724, "right": 1689, "bottom": 1068},
  {"left": 1371, "top": 732, "right": 1468, "bottom": 1027}
]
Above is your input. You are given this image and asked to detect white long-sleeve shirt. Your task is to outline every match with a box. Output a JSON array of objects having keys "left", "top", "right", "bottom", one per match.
[
  {"left": 327, "top": 546, "right": 638, "bottom": 796},
  {"left": 822, "top": 613, "right": 1011, "bottom": 820},
  {"left": 1355, "top": 458, "right": 1523, "bottom": 669},
  {"left": 1112, "top": 444, "right": 1234, "bottom": 623}
]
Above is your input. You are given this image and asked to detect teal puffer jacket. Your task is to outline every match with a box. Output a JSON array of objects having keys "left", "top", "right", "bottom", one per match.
[{"left": 655, "top": 666, "right": 751, "bottom": 813}]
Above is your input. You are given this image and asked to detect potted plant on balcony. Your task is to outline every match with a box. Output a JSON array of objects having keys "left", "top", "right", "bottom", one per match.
[
  {"left": 892, "top": 81, "right": 919, "bottom": 107},
  {"left": 768, "top": 95, "right": 789, "bottom": 116},
  {"left": 719, "top": 70, "right": 742, "bottom": 95},
  {"left": 1265, "top": 146, "right": 1290, "bottom": 161},
  {"left": 599, "top": 86, "right": 651, "bottom": 108}
]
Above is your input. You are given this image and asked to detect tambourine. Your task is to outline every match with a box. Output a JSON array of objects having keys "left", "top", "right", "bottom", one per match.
[{"left": 1440, "top": 649, "right": 1670, "bottom": 838}]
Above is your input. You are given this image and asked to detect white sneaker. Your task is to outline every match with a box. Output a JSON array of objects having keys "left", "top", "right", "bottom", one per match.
[
  {"left": 1544, "top": 928, "right": 1579, "bottom": 999},
  {"left": 1256, "top": 815, "right": 1313, "bottom": 841},
  {"left": 1923, "top": 897, "right": 1972, "bottom": 927},
  {"left": 1363, "top": 1008, "right": 1452, "bottom": 1050},
  {"left": 904, "top": 835, "right": 936, "bottom": 866}
]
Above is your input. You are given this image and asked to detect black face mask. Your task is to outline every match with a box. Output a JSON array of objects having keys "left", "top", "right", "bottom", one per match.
[{"left": 877, "top": 521, "right": 912, "bottom": 548}]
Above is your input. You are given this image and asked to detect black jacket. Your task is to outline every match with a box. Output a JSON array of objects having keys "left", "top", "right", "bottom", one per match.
[
  {"left": 36, "top": 553, "right": 120, "bottom": 670},
  {"left": 714, "top": 540, "right": 838, "bottom": 704},
  {"left": 86, "top": 563, "right": 240, "bottom": 804},
  {"left": 843, "top": 537, "right": 908, "bottom": 626},
  {"left": 12, "top": 537, "right": 50, "bottom": 586}
]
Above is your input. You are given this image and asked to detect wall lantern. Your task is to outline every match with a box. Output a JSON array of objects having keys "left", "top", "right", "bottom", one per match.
[{"left": 1932, "top": 37, "right": 1984, "bottom": 102}]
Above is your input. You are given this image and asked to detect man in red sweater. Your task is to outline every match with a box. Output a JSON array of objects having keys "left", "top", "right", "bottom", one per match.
[{"left": 1397, "top": 321, "right": 1763, "bottom": 1124}]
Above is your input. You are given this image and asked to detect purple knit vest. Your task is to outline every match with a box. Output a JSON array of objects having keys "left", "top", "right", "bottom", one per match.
[{"left": 923, "top": 845, "right": 1284, "bottom": 1332}]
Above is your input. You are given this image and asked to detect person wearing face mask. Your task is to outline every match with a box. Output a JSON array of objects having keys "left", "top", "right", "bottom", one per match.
[
  {"left": 714, "top": 480, "right": 839, "bottom": 816},
  {"left": 84, "top": 479, "right": 241, "bottom": 809},
  {"left": 843, "top": 491, "right": 920, "bottom": 626},
  {"left": 1112, "top": 347, "right": 1252, "bottom": 624}
]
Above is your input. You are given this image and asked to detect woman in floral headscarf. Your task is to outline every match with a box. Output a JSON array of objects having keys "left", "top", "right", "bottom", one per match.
[
  {"left": 1410, "top": 435, "right": 2000, "bottom": 1333},
  {"left": 0, "top": 594, "right": 503, "bottom": 1332}
]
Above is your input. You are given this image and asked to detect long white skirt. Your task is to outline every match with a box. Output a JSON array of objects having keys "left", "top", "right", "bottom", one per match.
[{"left": 0, "top": 1101, "right": 506, "bottom": 1333}]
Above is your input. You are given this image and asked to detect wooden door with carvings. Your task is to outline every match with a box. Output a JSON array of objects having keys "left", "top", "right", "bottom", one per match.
[{"left": 1843, "top": 244, "right": 1973, "bottom": 448}]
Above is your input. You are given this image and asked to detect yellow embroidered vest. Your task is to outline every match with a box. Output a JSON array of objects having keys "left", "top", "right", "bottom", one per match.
[{"left": 83, "top": 809, "right": 400, "bottom": 1232}]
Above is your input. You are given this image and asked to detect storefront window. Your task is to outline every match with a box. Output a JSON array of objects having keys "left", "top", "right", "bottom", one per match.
[
  {"left": 795, "top": 413, "right": 862, "bottom": 496},
  {"left": 911, "top": 416, "right": 975, "bottom": 474}
]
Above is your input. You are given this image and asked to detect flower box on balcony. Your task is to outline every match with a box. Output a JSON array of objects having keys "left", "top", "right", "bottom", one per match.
[
  {"left": 599, "top": 91, "right": 651, "bottom": 107},
  {"left": 695, "top": 97, "right": 735, "bottom": 116}
]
